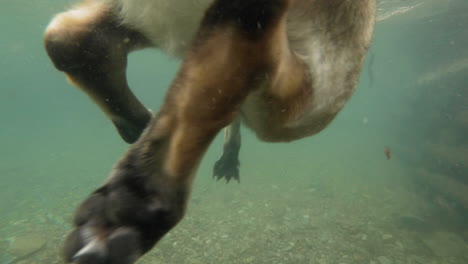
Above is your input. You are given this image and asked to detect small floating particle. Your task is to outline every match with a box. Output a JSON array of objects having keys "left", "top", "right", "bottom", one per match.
[
  {"left": 362, "top": 116, "right": 369, "bottom": 124},
  {"left": 384, "top": 146, "right": 391, "bottom": 160}
]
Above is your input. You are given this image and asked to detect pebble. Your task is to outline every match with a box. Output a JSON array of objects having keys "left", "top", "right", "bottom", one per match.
[
  {"left": 318, "top": 259, "right": 327, "bottom": 264},
  {"left": 377, "top": 256, "right": 393, "bottom": 264},
  {"left": 406, "top": 255, "right": 426, "bottom": 264},
  {"left": 395, "top": 241, "right": 404, "bottom": 250},
  {"left": 382, "top": 234, "right": 393, "bottom": 240},
  {"left": 421, "top": 231, "right": 466, "bottom": 257},
  {"left": 245, "top": 256, "right": 255, "bottom": 263},
  {"left": 283, "top": 242, "right": 295, "bottom": 251}
]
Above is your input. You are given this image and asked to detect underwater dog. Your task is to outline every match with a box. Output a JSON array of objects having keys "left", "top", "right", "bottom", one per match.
[{"left": 44, "top": 0, "right": 375, "bottom": 263}]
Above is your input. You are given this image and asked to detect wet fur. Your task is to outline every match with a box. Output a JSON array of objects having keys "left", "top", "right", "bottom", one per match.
[{"left": 44, "top": 0, "right": 375, "bottom": 263}]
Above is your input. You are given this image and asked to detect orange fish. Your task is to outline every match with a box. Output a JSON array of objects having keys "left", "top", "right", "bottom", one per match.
[{"left": 384, "top": 146, "right": 391, "bottom": 160}]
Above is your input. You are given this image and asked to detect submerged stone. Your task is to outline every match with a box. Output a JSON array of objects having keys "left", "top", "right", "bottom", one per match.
[
  {"left": 396, "top": 215, "right": 431, "bottom": 232},
  {"left": 8, "top": 234, "right": 47, "bottom": 257},
  {"left": 421, "top": 231, "right": 466, "bottom": 257}
]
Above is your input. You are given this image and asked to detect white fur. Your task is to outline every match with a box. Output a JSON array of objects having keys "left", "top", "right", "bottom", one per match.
[
  {"left": 110, "top": 0, "right": 214, "bottom": 57},
  {"left": 285, "top": 3, "right": 374, "bottom": 130}
]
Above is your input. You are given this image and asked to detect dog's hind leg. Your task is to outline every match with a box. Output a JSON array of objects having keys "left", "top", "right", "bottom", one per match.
[{"left": 213, "top": 117, "right": 241, "bottom": 182}]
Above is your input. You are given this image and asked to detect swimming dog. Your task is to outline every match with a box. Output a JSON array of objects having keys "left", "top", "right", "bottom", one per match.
[{"left": 44, "top": 0, "right": 375, "bottom": 263}]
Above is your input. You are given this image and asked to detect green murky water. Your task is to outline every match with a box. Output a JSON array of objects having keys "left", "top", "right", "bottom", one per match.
[{"left": 1, "top": 0, "right": 467, "bottom": 263}]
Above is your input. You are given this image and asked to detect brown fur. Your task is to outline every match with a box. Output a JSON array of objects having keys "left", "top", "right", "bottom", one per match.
[{"left": 44, "top": 1, "right": 375, "bottom": 263}]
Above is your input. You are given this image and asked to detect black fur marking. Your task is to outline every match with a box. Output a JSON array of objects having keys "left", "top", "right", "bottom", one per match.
[{"left": 202, "top": 0, "right": 287, "bottom": 39}]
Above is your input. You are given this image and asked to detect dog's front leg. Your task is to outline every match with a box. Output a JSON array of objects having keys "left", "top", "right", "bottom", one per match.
[{"left": 62, "top": 0, "right": 292, "bottom": 263}]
